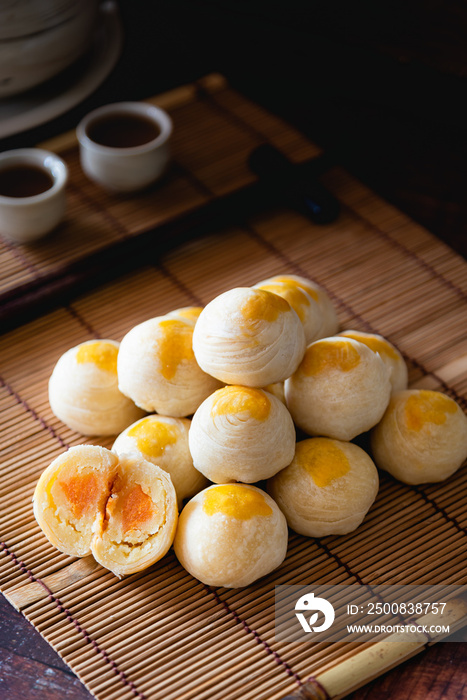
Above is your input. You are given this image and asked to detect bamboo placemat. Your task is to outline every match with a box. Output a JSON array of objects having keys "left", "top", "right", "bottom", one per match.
[
  {"left": 0, "top": 73, "right": 320, "bottom": 328},
  {"left": 1, "top": 78, "right": 467, "bottom": 700}
]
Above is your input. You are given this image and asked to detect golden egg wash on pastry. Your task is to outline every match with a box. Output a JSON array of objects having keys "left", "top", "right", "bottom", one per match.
[
  {"left": 127, "top": 416, "right": 178, "bottom": 458},
  {"left": 202, "top": 484, "right": 273, "bottom": 519},
  {"left": 295, "top": 438, "right": 350, "bottom": 487},
  {"left": 404, "top": 390, "right": 457, "bottom": 431},
  {"left": 239, "top": 289, "right": 290, "bottom": 325},
  {"left": 75, "top": 340, "right": 118, "bottom": 373},
  {"left": 157, "top": 319, "right": 195, "bottom": 380},
  {"left": 301, "top": 338, "right": 361, "bottom": 376},
  {"left": 210, "top": 385, "right": 271, "bottom": 421},
  {"left": 254, "top": 281, "right": 311, "bottom": 321}
]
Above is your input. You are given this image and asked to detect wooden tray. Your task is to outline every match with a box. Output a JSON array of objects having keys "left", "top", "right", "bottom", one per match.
[{"left": 1, "top": 76, "right": 467, "bottom": 700}]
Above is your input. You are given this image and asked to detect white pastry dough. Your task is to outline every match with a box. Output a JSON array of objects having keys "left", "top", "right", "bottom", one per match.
[
  {"left": 268, "top": 437, "right": 379, "bottom": 537},
  {"left": 339, "top": 329, "right": 408, "bottom": 392},
  {"left": 262, "top": 381, "right": 286, "bottom": 405},
  {"left": 113, "top": 415, "right": 208, "bottom": 508},
  {"left": 189, "top": 386, "right": 296, "bottom": 483},
  {"left": 174, "top": 483, "right": 288, "bottom": 587},
  {"left": 192, "top": 287, "right": 306, "bottom": 386},
  {"left": 117, "top": 315, "right": 222, "bottom": 416},
  {"left": 285, "top": 337, "right": 391, "bottom": 440},
  {"left": 371, "top": 389, "right": 467, "bottom": 484},
  {"left": 33, "top": 445, "right": 178, "bottom": 576},
  {"left": 254, "top": 274, "right": 338, "bottom": 343},
  {"left": 48, "top": 339, "right": 145, "bottom": 436}
]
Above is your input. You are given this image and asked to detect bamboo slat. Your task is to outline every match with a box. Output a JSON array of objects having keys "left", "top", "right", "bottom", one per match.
[{"left": 1, "top": 75, "right": 466, "bottom": 700}]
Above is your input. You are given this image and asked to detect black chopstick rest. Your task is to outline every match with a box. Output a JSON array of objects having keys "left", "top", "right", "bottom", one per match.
[{"left": 248, "top": 144, "right": 340, "bottom": 224}]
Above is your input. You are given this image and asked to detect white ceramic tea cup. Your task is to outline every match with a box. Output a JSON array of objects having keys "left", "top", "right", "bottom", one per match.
[
  {"left": 0, "top": 148, "right": 68, "bottom": 244},
  {"left": 76, "top": 101, "right": 173, "bottom": 192}
]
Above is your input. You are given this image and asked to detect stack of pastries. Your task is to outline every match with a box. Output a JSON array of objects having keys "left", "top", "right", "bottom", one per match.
[{"left": 34, "top": 275, "right": 467, "bottom": 586}]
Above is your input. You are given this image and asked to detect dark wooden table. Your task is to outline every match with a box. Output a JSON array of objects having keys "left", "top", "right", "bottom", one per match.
[{"left": 1, "top": 2, "right": 466, "bottom": 698}]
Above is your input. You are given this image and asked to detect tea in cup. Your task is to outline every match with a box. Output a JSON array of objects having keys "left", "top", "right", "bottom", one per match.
[
  {"left": 76, "top": 101, "right": 172, "bottom": 192},
  {"left": 0, "top": 148, "right": 68, "bottom": 244}
]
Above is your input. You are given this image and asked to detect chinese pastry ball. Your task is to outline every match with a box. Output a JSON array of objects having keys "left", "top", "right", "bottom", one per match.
[
  {"left": 268, "top": 438, "right": 379, "bottom": 537},
  {"left": 285, "top": 337, "right": 391, "bottom": 441},
  {"left": 174, "top": 484, "right": 288, "bottom": 588},
  {"left": 371, "top": 390, "right": 467, "bottom": 484},
  {"left": 117, "top": 316, "right": 222, "bottom": 416},
  {"left": 339, "top": 330, "right": 408, "bottom": 392},
  {"left": 33, "top": 445, "right": 178, "bottom": 576},
  {"left": 254, "top": 274, "right": 338, "bottom": 343},
  {"left": 189, "top": 386, "right": 296, "bottom": 483},
  {"left": 48, "top": 340, "right": 145, "bottom": 436},
  {"left": 113, "top": 415, "right": 208, "bottom": 508},
  {"left": 192, "top": 287, "right": 306, "bottom": 386}
]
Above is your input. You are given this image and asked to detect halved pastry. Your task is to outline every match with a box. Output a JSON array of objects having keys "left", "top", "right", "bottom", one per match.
[
  {"left": 91, "top": 452, "right": 178, "bottom": 576},
  {"left": 268, "top": 437, "right": 379, "bottom": 537},
  {"left": 117, "top": 315, "right": 222, "bottom": 416},
  {"left": 189, "top": 386, "right": 296, "bottom": 483},
  {"left": 192, "top": 287, "right": 306, "bottom": 386},
  {"left": 33, "top": 445, "right": 178, "bottom": 576},
  {"left": 174, "top": 483, "right": 288, "bottom": 588},
  {"left": 113, "top": 415, "right": 208, "bottom": 508},
  {"left": 48, "top": 339, "right": 145, "bottom": 436},
  {"left": 33, "top": 445, "right": 118, "bottom": 558},
  {"left": 371, "top": 389, "right": 467, "bottom": 484}
]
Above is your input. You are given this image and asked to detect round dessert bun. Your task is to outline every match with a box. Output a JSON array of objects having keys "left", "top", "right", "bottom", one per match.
[
  {"left": 268, "top": 437, "right": 379, "bottom": 537},
  {"left": 113, "top": 415, "right": 208, "bottom": 508},
  {"left": 254, "top": 274, "right": 339, "bottom": 343},
  {"left": 285, "top": 336, "right": 392, "bottom": 441},
  {"left": 117, "top": 313, "right": 222, "bottom": 416},
  {"left": 48, "top": 339, "right": 145, "bottom": 436},
  {"left": 189, "top": 386, "right": 296, "bottom": 483},
  {"left": 33, "top": 445, "right": 178, "bottom": 576},
  {"left": 371, "top": 389, "right": 467, "bottom": 484},
  {"left": 174, "top": 483, "right": 288, "bottom": 588},
  {"left": 192, "top": 287, "right": 306, "bottom": 386},
  {"left": 339, "top": 329, "right": 408, "bottom": 392}
]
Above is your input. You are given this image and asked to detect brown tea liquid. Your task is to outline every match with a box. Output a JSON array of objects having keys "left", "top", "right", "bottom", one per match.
[
  {"left": 87, "top": 113, "right": 161, "bottom": 148},
  {"left": 0, "top": 165, "right": 54, "bottom": 198}
]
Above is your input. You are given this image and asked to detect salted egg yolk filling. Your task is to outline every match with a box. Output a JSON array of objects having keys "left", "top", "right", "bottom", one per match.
[
  {"left": 340, "top": 331, "right": 399, "bottom": 360},
  {"left": 203, "top": 484, "right": 273, "bottom": 519},
  {"left": 102, "top": 474, "right": 165, "bottom": 549},
  {"left": 240, "top": 290, "right": 290, "bottom": 326}
]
